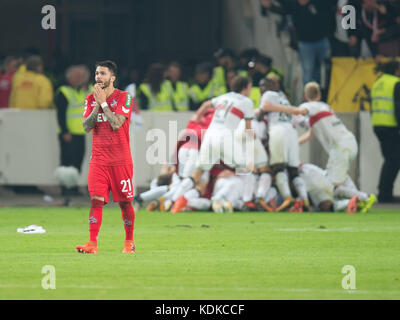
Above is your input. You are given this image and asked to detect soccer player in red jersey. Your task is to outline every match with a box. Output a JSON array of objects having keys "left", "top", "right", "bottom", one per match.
[{"left": 76, "top": 60, "right": 136, "bottom": 254}]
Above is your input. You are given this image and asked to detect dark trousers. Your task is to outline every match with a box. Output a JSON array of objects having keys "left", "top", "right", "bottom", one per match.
[
  {"left": 58, "top": 134, "right": 85, "bottom": 196},
  {"left": 373, "top": 126, "right": 400, "bottom": 201}
]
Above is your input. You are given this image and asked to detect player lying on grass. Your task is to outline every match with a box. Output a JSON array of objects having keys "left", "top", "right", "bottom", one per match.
[{"left": 298, "top": 163, "right": 376, "bottom": 213}]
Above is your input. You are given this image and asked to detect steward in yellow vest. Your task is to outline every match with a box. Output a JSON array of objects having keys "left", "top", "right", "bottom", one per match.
[
  {"left": 137, "top": 81, "right": 174, "bottom": 111},
  {"left": 137, "top": 63, "right": 174, "bottom": 111},
  {"left": 370, "top": 60, "right": 400, "bottom": 203},
  {"left": 189, "top": 62, "right": 219, "bottom": 110},
  {"left": 56, "top": 65, "right": 91, "bottom": 183},
  {"left": 165, "top": 62, "right": 189, "bottom": 111}
]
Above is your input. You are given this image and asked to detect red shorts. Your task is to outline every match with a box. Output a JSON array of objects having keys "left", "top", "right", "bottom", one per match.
[{"left": 88, "top": 164, "right": 134, "bottom": 204}]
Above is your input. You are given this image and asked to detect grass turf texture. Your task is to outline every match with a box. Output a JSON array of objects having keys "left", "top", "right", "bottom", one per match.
[{"left": 0, "top": 207, "right": 399, "bottom": 300}]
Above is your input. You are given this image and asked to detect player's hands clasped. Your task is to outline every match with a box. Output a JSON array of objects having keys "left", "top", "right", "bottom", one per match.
[{"left": 94, "top": 83, "right": 107, "bottom": 106}]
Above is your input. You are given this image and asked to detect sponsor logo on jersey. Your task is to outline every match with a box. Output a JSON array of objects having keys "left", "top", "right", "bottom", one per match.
[
  {"left": 122, "top": 106, "right": 130, "bottom": 114},
  {"left": 126, "top": 94, "right": 131, "bottom": 107},
  {"left": 97, "top": 111, "right": 116, "bottom": 122}
]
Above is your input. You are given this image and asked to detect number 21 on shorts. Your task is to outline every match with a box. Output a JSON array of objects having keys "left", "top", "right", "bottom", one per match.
[{"left": 120, "top": 179, "right": 132, "bottom": 193}]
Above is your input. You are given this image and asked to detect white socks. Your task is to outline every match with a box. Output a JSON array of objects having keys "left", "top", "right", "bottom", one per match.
[
  {"left": 275, "top": 171, "right": 292, "bottom": 199},
  {"left": 139, "top": 185, "right": 168, "bottom": 202},
  {"left": 292, "top": 176, "right": 309, "bottom": 202},
  {"left": 255, "top": 173, "right": 272, "bottom": 199}
]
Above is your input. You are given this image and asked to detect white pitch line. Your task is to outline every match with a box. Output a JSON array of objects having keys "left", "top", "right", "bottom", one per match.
[{"left": 0, "top": 284, "right": 400, "bottom": 296}]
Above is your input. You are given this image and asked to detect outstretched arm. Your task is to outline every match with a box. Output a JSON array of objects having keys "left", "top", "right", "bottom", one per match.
[
  {"left": 298, "top": 128, "right": 314, "bottom": 145},
  {"left": 194, "top": 100, "right": 213, "bottom": 122},
  {"left": 261, "top": 100, "right": 308, "bottom": 116}
]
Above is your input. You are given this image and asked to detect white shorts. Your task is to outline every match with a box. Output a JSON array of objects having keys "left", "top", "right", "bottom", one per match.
[
  {"left": 178, "top": 147, "right": 199, "bottom": 178},
  {"left": 269, "top": 124, "right": 300, "bottom": 167},
  {"left": 234, "top": 130, "right": 269, "bottom": 168},
  {"left": 196, "top": 128, "right": 244, "bottom": 171},
  {"left": 326, "top": 135, "right": 358, "bottom": 185}
]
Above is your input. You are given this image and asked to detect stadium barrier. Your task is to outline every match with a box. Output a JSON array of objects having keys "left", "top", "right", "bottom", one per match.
[{"left": 0, "top": 109, "right": 398, "bottom": 195}]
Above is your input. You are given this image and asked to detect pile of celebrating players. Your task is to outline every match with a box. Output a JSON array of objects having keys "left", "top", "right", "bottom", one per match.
[{"left": 134, "top": 76, "right": 377, "bottom": 214}]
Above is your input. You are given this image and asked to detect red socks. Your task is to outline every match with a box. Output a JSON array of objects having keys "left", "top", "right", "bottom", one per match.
[
  {"left": 119, "top": 202, "right": 135, "bottom": 241},
  {"left": 89, "top": 199, "right": 104, "bottom": 244}
]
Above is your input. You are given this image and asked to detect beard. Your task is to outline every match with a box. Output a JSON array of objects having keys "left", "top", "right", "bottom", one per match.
[{"left": 97, "top": 79, "right": 111, "bottom": 89}]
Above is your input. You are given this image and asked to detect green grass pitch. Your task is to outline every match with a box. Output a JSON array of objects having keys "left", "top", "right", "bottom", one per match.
[{"left": 0, "top": 206, "right": 399, "bottom": 300}]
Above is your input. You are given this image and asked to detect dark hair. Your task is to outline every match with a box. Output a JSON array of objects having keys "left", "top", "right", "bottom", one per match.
[
  {"left": 231, "top": 75, "right": 251, "bottom": 93},
  {"left": 26, "top": 55, "right": 43, "bottom": 72},
  {"left": 375, "top": 60, "right": 400, "bottom": 76},
  {"left": 95, "top": 60, "right": 118, "bottom": 77},
  {"left": 168, "top": 61, "right": 182, "bottom": 69},
  {"left": 144, "top": 63, "right": 165, "bottom": 94},
  {"left": 195, "top": 62, "right": 212, "bottom": 75},
  {"left": 259, "top": 78, "right": 278, "bottom": 91}
]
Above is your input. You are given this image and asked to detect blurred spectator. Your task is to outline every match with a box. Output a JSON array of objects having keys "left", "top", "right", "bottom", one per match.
[
  {"left": 237, "top": 48, "right": 260, "bottom": 76},
  {"left": 124, "top": 66, "right": 144, "bottom": 130},
  {"left": 331, "top": 0, "right": 362, "bottom": 57},
  {"left": 56, "top": 65, "right": 91, "bottom": 199},
  {"left": 226, "top": 69, "right": 238, "bottom": 92},
  {"left": 212, "top": 48, "right": 237, "bottom": 95},
  {"left": 0, "top": 56, "right": 18, "bottom": 108},
  {"left": 249, "top": 54, "right": 285, "bottom": 107},
  {"left": 263, "top": 0, "right": 336, "bottom": 85},
  {"left": 165, "top": 62, "right": 190, "bottom": 111},
  {"left": 9, "top": 55, "right": 53, "bottom": 109},
  {"left": 349, "top": 0, "right": 400, "bottom": 58},
  {"left": 370, "top": 60, "right": 400, "bottom": 203},
  {"left": 124, "top": 66, "right": 140, "bottom": 98},
  {"left": 189, "top": 62, "right": 217, "bottom": 111},
  {"left": 137, "top": 63, "right": 175, "bottom": 111}
]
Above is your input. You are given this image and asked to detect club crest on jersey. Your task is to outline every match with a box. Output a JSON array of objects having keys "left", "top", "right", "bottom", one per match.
[
  {"left": 91, "top": 101, "right": 97, "bottom": 107},
  {"left": 111, "top": 99, "right": 117, "bottom": 107}
]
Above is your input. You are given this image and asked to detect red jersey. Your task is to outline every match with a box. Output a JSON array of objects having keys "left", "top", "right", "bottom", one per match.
[
  {"left": 0, "top": 72, "right": 15, "bottom": 108},
  {"left": 83, "top": 89, "right": 134, "bottom": 166}
]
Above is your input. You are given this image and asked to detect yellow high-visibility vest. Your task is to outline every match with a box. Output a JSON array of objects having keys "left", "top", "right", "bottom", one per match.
[
  {"left": 250, "top": 87, "right": 260, "bottom": 109},
  {"left": 164, "top": 80, "right": 189, "bottom": 111},
  {"left": 57, "top": 85, "right": 88, "bottom": 135},
  {"left": 371, "top": 73, "right": 400, "bottom": 127},
  {"left": 138, "top": 81, "right": 174, "bottom": 111},
  {"left": 189, "top": 80, "right": 219, "bottom": 103}
]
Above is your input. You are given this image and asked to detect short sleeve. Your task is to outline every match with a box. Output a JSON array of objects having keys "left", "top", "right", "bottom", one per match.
[
  {"left": 244, "top": 98, "right": 254, "bottom": 119},
  {"left": 115, "top": 92, "right": 133, "bottom": 119},
  {"left": 83, "top": 95, "right": 94, "bottom": 118},
  {"left": 262, "top": 91, "right": 280, "bottom": 106},
  {"left": 299, "top": 102, "right": 318, "bottom": 116}
]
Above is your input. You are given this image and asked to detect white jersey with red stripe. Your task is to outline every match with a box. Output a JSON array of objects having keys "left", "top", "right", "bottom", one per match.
[
  {"left": 209, "top": 92, "right": 254, "bottom": 131},
  {"left": 259, "top": 90, "right": 292, "bottom": 128},
  {"left": 300, "top": 101, "right": 354, "bottom": 152}
]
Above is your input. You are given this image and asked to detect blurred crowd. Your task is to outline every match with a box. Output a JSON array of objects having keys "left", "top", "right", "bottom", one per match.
[{"left": 1, "top": 0, "right": 398, "bottom": 114}]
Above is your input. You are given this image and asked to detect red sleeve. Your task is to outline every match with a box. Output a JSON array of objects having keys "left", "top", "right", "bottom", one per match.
[
  {"left": 83, "top": 95, "right": 94, "bottom": 118},
  {"left": 115, "top": 91, "right": 132, "bottom": 119}
]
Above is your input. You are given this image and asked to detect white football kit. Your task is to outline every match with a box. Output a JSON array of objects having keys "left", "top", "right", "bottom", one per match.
[
  {"left": 299, "top": 101, "right": 358, "bottom": 185},
  {"left": 235, "top": 118, "right": 269, "bottom": 168},
  {"left": 196, "top": 92, "right": 254, "bottom": 171},
  {"left": 260, "top": 90, "right": 300, "bottom": 167}
]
